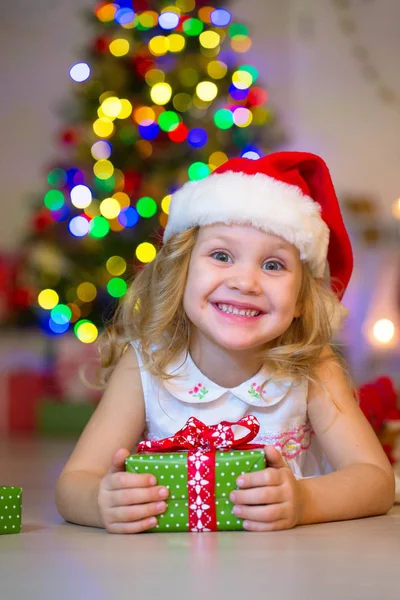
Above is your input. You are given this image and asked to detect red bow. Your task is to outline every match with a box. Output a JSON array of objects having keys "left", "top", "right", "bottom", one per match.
[{"left": 137, "top": 415, "right": 262, "bottom": 454}]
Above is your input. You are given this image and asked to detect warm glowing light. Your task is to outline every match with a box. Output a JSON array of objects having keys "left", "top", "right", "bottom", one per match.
[
  {"left": 117, "top": 98, "right": 132, "bottom": 119},
  {"left": 77, "top": 282, "right": 97, "bottom": 303},
  {"left": 392, "top": 198, "right": 400, "bottom": 219},
  {"left": 113, "top": 192, "right": 130, "bottom": 209},
  {"left": 161, "top": 194, "right": 171, "bottom": 214},
  {"left": 100, "top": 198, "right": 121, "bottom": 219},
  {"left": 38, "top": 289, "right": 59, "bottom": 310},
  {"left": 93, "top": 160, "right": 114, "bottom": 180},
  {"left": 96, "top": 3, "right": 116, "bottom": 22},
  {"left": 209, "top": 151, "right": 228, "bottom": 169},
  {"left": 168, "top": 34, "right": 185, "bottom": 52},
  {"left": 372, "top": 319, "right": 396, "bottom": 344},
  {"left": 145, "top": 69, "right": 165, "bottom": 86},
  {"left": 134, "top": 106, "right": 156, "bottom": 125},
  {"left": 93, "top": 118, "right": 114, "bottom": 138},
  {"left": 232, "top": 70, "right": 253, "bottom": 89},
  {"left": 149, "top": 36, "right": 169, "bottom": 56},
  {"left": 136, "top": 242, "right": 157, "bottom": 263},
  {"left": 151, "top": 82, "right": 172, "bottom": 105},
  {"left": 196, "top": 81, "right": 218, "bottom": 102},
  {"left": 199, "top": 31, "right": 220, "bottom": 49},
  {"left": 176, "top": 0, "right": 195, "bottom": 12},
  {"left": 109, "top": 39, "right": 130, "bottom": 57},
  {"left": 101, "top": 97, "right": 122, "bottom": 118},
  {"left": 75, "top": 321, "right": 98, "bottom": 344},
  {"left": 106, "top": 256, "right": 127, "bottom": 276},
  {"left": 207, "top": 60, "right": 228, "bottom": 79}
]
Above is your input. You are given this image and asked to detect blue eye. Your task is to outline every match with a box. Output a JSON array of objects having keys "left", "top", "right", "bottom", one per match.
[
  {"left": 263, "top": 260, "right": 283, "bottom": 271},
  {"left": 211, "top": 251, "right": 232, "bottom": 263}
]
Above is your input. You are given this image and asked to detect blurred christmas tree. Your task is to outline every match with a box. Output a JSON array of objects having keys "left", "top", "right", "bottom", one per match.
[{"left": 18, "top": 0, "right": 286, "bottom": 344}]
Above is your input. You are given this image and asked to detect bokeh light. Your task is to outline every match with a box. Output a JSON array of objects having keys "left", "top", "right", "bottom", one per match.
[
  {"left": 75, "top": 320, "right": 98, "bottom": 344},
  {"left": 91, "top": 140, "right": 112, "bottom": 160},
  {"left": 136, "top": 196, "right": 157, "bottom": 218},
  {"left": 150, "top": 82, "right": 172, "bottom": 105},
  {"left": 44, "top": 190, "right": 64, "bottom": 211},
  {"left": 372, "top": 319, "right": 395, "bottom": 344},
  {"left": 107, "top": 277, "right": 128, "bottom": 298},
  {"left": 89, "top": 215, "right": 110, "bottom": 238},
  {"left": 38, "top": 289, "right": 59, "bottom": 310},
  {"left": 70, "top": 62, "right": 91, "bottom": 82},
  {"left": 118, "top": 206, "right": 139, "bottom": 227},
  {"left": 196, "top": 81, "right": 218, "bottom": 102},
  {"left": 77, "top": 282, "right": 97, "bottom": 303},
  {"left": 159, "top": 12, "right": 180, "bottom": 30},
  {"left": 210, "top": 8, "right": 232, "bottom": 27},
  {"left": 106, "top": 256, "right": 127, "bottom": 276},
  {"left": 51, "top": 304, "right": 72, "bottom": 325},
  {"left": 136, "top": 242, "right": 157, "bottom": 263},
  {"left": 100, "top": 197, "right": 121, "bottom": 219},
  {"left": 69, "top": 216, "right": 90, "bottom": 237},
  {"left": 188, "top": 162, "right": 210, "bottom": 180},
  {"left": 109, "top": 39, "right": 130, "bottom": 57},
  {"left": 161, "top": 194, "right": 171, "bottom": 214}
]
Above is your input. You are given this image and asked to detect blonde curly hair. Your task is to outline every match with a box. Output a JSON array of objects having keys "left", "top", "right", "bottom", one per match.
[{"left": 97, "top": 226, "right": 344, "bottom": 388}]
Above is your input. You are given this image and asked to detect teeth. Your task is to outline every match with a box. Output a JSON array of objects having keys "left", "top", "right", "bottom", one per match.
[{"left": 217, "top": 303, "right": 260, "bottom": 317}]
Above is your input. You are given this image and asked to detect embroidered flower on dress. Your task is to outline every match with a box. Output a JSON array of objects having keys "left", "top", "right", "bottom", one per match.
[
  {"left": 248, "top": 382, "right": 261, "bottom": 399},
  {"left": 189, "top": 382, "right": 209, "bottom": 400}
]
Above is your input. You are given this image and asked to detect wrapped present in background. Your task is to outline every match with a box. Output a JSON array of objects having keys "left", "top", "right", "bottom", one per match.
[
  {"left": 0, "top": 486, "right": 22, "bottom": 534},
  {"left": 126, "top": 415, "right": 266, "bottom": 533}
]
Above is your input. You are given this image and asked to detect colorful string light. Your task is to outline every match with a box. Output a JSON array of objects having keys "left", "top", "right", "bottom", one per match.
[{"left": 36, "top": 2, "right": 272, "bottom": 342}]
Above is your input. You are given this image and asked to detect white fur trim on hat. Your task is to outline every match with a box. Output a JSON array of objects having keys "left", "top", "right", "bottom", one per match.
[{"left": 163, "top": 171, "right": 330, "bottom": 278}]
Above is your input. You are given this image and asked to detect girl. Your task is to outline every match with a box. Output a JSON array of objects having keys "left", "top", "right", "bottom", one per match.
[{"left": 55, "top": 151, "right": 395, "bottom": 533}]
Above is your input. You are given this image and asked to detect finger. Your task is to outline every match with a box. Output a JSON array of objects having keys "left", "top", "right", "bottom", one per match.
[
  {"left": 232, "top": 502, "right": 285, "bottom": 523},
  {"left": 264, "top": 445, "right": 287, "bottom": 469},
  {"left": 111, "top": 501, "right": 167, "bottom": 523},
  {"left": 107, "top": 471, "right": 158, "bottom": 491},
  {"left": 110, "top": 448, "right": 132, "bottom": 474},
  {"left": 242, "top": 518, "right": 290, "bottom": 532},
  {"left": 107, "top": 516, "right": 158, "bottom": 534},
  {"left": 236, "top": 467, "right": 282, "bottom": 489},
  {"left": 110, "top": 485, "right": 169, "bottom": 507},
  {"left": 230, "top": 485, "right": 284, "bottom": 506}
]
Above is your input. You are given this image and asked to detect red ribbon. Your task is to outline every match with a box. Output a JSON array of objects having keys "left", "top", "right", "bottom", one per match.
[{"left": 138, "top": 415, "right": 264, "bottom": 532}]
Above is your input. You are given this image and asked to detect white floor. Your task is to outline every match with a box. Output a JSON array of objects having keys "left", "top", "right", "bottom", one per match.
[{"left": 1, "top": 435, "right": 400, "bottom": 600}]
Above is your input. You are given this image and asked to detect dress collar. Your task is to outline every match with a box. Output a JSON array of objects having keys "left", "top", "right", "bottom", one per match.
[{"left": 163, "top": 351, "right": 292, "bottom": 407}]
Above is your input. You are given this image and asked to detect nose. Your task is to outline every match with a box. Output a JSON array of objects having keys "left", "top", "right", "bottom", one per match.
[{"left": 225, "top": 265, "right": 262, "bottom": 295}]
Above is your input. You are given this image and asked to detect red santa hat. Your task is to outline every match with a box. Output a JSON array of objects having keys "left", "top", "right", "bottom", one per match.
[{"left": 164, "top": 151, "right": 353, "bottom": 300}]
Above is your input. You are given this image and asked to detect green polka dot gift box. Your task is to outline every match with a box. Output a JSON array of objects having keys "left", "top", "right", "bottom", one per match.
[
  {"left": 125, "top": 416, "right": 266, "bottom": 532},
  {"left": 0, "top": 486, "right": 22, "bottom": 535}
]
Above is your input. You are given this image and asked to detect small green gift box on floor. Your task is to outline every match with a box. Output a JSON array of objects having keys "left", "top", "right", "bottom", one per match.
[
  {"left": 0, "top": 486, "right": 22, "bottom": 535},
  {"left": 126, "top": 415, "right": 266, "bottom": 532}
]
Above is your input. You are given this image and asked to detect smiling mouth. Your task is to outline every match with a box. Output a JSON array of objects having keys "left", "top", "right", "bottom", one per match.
[{"left": 214, "top": 303, "right": 263, "bottom": 318}]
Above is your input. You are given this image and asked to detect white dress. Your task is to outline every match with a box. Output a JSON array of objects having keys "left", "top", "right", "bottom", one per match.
[{"left": 131, "top": 342, "right": 333, "bottom": 479}]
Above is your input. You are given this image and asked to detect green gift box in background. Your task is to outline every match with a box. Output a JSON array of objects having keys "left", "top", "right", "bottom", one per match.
[
  {"left": 0, "top": 486, "right": 22, "bottom": 534},
  {"left": 126, "top": 415, "right": 266, "bottom": 532}
]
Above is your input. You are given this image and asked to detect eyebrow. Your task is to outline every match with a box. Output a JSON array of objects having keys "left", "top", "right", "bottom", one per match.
[{"left": 200, "top": 233, "right": 294, "bottom": 253}]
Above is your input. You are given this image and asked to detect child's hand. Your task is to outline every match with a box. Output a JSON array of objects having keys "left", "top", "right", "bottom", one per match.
[
  {"left": 98, "top": 448, "right": 169, "bottom": 534},
  {"left": 229, "top": 445, "right": 301, "bottom": 531}
]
